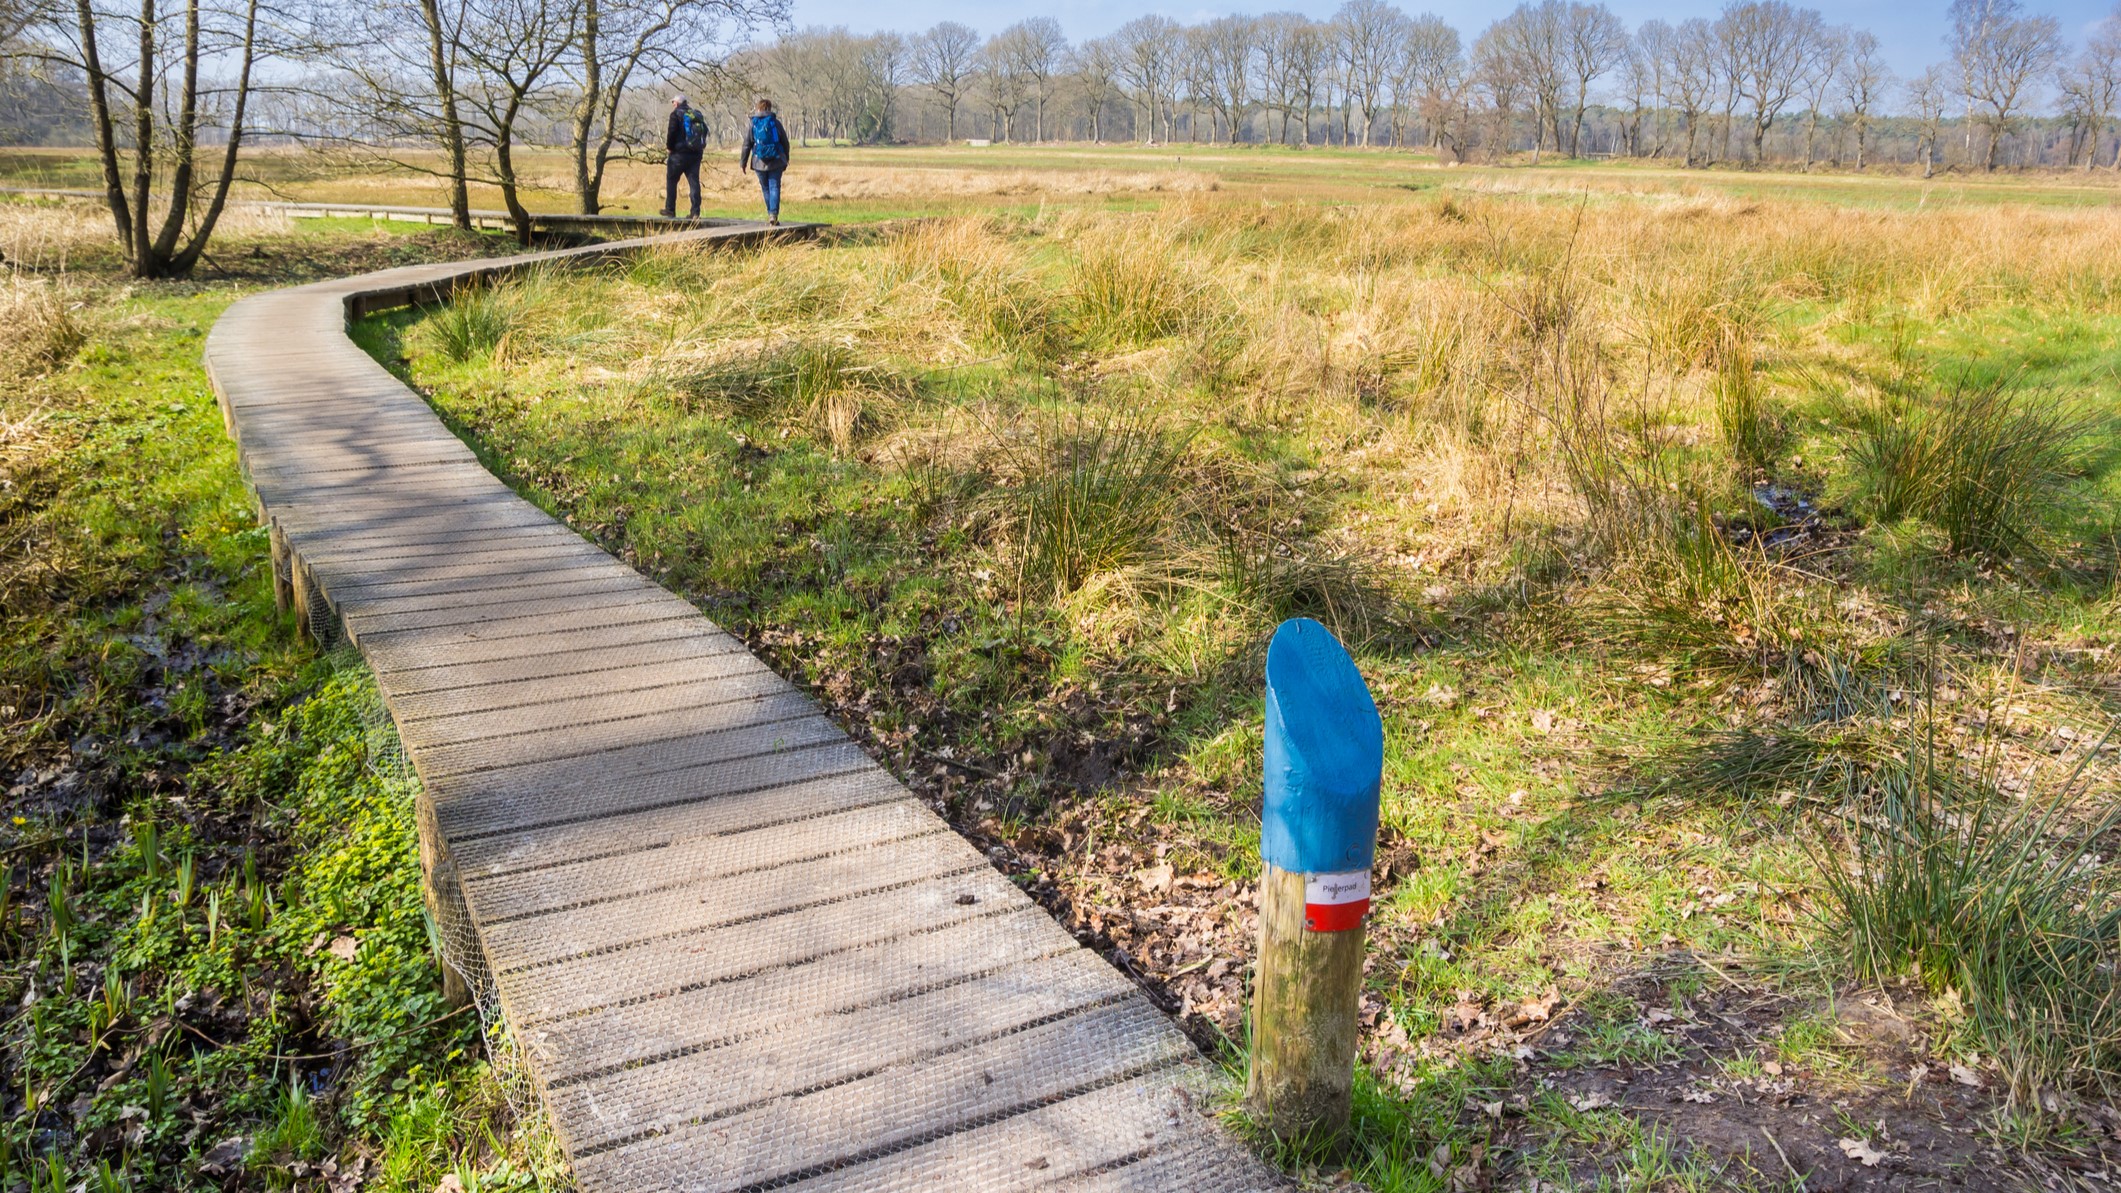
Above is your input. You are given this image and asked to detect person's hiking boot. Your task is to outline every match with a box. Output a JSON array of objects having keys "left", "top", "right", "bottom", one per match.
[{"left": 769, "top": 217, "right": 780, "bottom": 227}]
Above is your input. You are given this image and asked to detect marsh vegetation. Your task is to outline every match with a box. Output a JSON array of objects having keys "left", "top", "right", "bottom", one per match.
[{"left": 379, "top": 187, "right": 2121, "bottom": 1187}]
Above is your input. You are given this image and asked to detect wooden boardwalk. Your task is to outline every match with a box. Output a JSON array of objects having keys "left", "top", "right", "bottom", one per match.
[{"left": 204, "top": 220, "right": 1281, "bottom": 1191}]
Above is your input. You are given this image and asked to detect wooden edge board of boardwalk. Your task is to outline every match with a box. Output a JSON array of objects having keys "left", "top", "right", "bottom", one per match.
[{"left": 202, "top": 217, "right": 1283, "bottom": 1191}]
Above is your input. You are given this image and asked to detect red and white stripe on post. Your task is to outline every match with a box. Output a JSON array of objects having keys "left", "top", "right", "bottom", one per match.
[{"left": 1302, "top": 869, "right": 1370, "bottom": 932}]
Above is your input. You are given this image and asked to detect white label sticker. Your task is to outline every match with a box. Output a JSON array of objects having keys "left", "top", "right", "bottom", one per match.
[{"left": 1304, "top": 870, "right": 1371, "bottom": 906}]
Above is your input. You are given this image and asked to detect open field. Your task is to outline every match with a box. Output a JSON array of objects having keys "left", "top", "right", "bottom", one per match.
[
  {"left": 370, "top": 181, "right": 2121, "bottom": 1187},
  {"left": 8, "top": 141, "right": 2121, "bottom": 230},
  {"left": 6, "top": 148, "right": 2121, "bottom": 1190}
]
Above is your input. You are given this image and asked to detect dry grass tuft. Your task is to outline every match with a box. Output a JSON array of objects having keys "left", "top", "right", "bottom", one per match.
[{"left": 0, "top": 275, "right": 86, "bottom": 378}]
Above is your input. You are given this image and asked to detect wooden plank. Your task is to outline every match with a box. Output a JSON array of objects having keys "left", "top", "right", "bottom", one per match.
[
  {"left": 375, "top": 622, "right": 749, "bottom": 698},
  {"left": 363, "top": 613, "right": 732, "bottom": 679},
  {"left": 565, "top": 1000, "right": 1196, "bottom": 1193},
  {"left": 463, "top": 797, "right": 932, "bottom": 920},
  {"left": 547, "top": 949, "right": 1139, "bottom": 1153},
  {"left": 495, "top": 865, "right": 1012, "bottom": 1025},
  {"left": 418, "top": 708, "right": 850, "bottom": 821},
  {"left": 480, "top": 827, "right": 974, "bottom": 972},
  {"left": 396, "top": 667, "right": 796, "bottom": 750},
  {"left": 521, "top": 906, "right": 1071, "bottom": 1082},
  {"left": 774, "top": 1075, "right": 1272, "bottom": 1193},
  {"left": 444, "top": 751, "right": 893, "bottom": 877},
  {"left": 399, "top": 687, "right": 816, "bottom": 778},
  {"left": 389, "top": 648, "right": 772, "bottom": 725}
]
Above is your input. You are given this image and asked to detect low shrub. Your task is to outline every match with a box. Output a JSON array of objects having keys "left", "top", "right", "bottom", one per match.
[
  {"left": 996, "top": 413, "right": 1191, "bottom": 599},
  {"left": 1070, "top": 233, "right": 1200, "bottom": 347},
  {"left": 415, "top": 282, "right": 526, "bottom": 364},
  {"left": 1817, "top": 722, "right": 2121, "bottom": 1103},
  {"left": 1845, "top": 375, "right": 2092, "bottom": 560}
]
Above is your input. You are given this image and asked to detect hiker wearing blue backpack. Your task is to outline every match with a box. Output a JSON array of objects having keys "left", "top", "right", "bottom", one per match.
[
  {"left": 739, "top": 99, "right": 791, "bottom": 227},
  {"left": 663, "top": 94, "right": 708, "bottom": 220}
]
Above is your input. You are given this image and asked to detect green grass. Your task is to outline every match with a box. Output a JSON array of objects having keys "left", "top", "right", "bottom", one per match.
[
  {"left": 367, "top": 186, "right": 2121, "bottom": 1185},
  {"left": 1, "top": 224, "right": 541, "bottom": 1189}
]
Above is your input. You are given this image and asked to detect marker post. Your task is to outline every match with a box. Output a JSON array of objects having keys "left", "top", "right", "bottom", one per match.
[{"left": 1246, "top": 618, "right": 1384, "bottom": 1141}]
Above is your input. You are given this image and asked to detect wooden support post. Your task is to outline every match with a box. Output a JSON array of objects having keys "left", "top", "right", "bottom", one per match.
[
  {"left": 268, "top": 523, "right": 293, "bottom": 613},
  {"left": 1246, "top": 617, "right": 1384, "bottom": 1143},
  {"left": 415, "top": 793, "right": 474, "bottom": 1009}
]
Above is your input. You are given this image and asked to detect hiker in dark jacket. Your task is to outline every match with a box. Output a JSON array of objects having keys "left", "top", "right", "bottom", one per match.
[
  {"left": 739, "top": 98, "right": 790, "bottom": 227},
  {"left": 663, "top": 94, "right": 705, "bottom": 219}
]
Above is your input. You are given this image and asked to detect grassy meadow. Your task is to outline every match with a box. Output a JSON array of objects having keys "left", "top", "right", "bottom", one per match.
[
  {"left": 374, "top": 184, "right": 2121, "bottom": 1187},
  {"left": 1, "top": 204, "right": 563, "bottom": 1190},
  {"left": 5, "top": 148, "right": 2121, "bottom": 1190}
]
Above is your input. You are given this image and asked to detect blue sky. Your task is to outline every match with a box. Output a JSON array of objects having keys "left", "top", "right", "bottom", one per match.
[{"left": 782, "top": 0, "right": 2118, "bottom": 79}]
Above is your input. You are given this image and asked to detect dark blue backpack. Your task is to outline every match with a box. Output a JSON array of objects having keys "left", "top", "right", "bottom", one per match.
[
  {"left": 680, "top": 109, "right": 708, "bottom": 152},
  {"left": 751, "top": 114, "right": 785, "bottom": 163}
]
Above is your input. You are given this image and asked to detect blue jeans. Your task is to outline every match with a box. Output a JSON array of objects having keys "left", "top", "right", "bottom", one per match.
[{"left": 754, "top": 162, "right": 784, "bottom": 219}]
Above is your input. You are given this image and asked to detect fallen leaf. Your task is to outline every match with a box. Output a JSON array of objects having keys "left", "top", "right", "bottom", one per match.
[
  {"left": 1134, "top": 864, "right": 1174, "bottom": 894},
  {"left": 1762, "top": 1060, "right": 1784, "bottom": 1077},
  {"left": 328, "top": 935, "right": 359, "bottom": 962},
  {"left": 1568, "top": 1091, "right": 1615, "bottom": 1111},
  {"left": 434, "top": 1176, "right": 465, "bottom": 1193},
  {"left": 1839, "top": 1137, "right": 1887, "bottom": 1167},
  {"left": 1680, "top": 1088, "right": 1716, "bottom": 1104},
  {"left": 1907, "top": 1064, "right": 1929, "bottom": 1085},
  {"left": 1949, "top": 1063, "right": 1983, "bottom": 1088},
  {"left": 198, "top": 1135, "right": 251, "bottom": 1176}
]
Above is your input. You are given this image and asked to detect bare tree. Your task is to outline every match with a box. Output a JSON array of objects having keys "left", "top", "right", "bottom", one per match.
[
  {"left": 569, "top": 0, "right": 767, "bottom": 214},
  {"left": 1252, "top": 11, "right": 1308, "bottom": 144},
  {"left": 1115, "top": 14, "right": 1180, "bottom": 143},
  {"left": 27, "top": 0, "right": 264, "bottom": 276},
  {"left": 1480, "top": 1, "right": 1568, "bottom": 160},
  {"left": 909, "top": 20, "right": 977, "bottom": 141},
  {"left": 1070, "top": 34, "right": 1123, "bottom": 142},
  {"left": 1561, "top": 1, "right": 1626, "bottom": 156},
  {"left": 1193, "top": 13, "right": 1254, "bottom": 143},
  {"left": 1837, "top": 29, "right": 1890, "bottom": 168},
  {"left": 1796, "top": 24, "right": 1844, "bottom": 167},
  {"left": 1908, "top": 63, "right": 1952, "bottom": 177},
  {"left": 455, "top": 0, "right": 578, "bottom": 240},
  {"left": 1717, "top": 0, "right": 1826, "bottom": 163},
  {"left": 1002, "top": 16, "right": 1064, "bottom": 140},
  {"left": 2090, "top": 5, "right": 2121, "bottom": 169},
  {"left": 1400, "top": 13, "right": 1461, "bottom": 150},
  {"left": 1332, "top": 0, "right": 1405, "bottom": 147},
  {"left": 1949, "top": 0, "right": 2062, "bottom": 169},
  {"left": 980, "top": 27, "right": 1028, "bottom": 139},
  {"left": 1659, "top": 17, "right": 1719, "bottom": 165},
  {"left": 1618, "top": 23, "right": 1659, "bottom": 154}
]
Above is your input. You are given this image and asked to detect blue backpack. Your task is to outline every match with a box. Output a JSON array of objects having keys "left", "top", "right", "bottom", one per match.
[
  {"left": 680, "top": 109, "right": 707, "bottom": 152},
  {"left": 751, "top": 114, "right": 786, "bottom": 163}
]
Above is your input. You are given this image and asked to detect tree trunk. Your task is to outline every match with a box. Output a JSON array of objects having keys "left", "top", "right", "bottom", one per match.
[
  {"left": 571, "top": 0, "right": 600, "bottom": 213},
  {"left": 73, "top": 0, "right": 133, "bottom": 254},
  {"left": 417, "top": 0, "right": 471, "bottom": 229},
  {"left": 129, "top": 0, "right": 155, "bottom": 275}
]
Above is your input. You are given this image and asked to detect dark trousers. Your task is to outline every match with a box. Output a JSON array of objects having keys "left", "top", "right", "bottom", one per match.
[{"left": 664, "top": 152, "right": 701, "bottom": 218}]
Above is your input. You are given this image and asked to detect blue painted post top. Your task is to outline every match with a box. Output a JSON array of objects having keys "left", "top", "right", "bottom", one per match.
[{"left": 1261, "top": 617, "right": 1384, "bottom": 876}]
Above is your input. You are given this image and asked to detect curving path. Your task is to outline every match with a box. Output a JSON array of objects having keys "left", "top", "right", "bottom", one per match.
[{"left": 204, "top": 220, "right": 1281, "bottom": 1191}]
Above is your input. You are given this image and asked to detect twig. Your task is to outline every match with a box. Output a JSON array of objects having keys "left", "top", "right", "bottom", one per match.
[{"left": 1760, "top": 1125, "right": 1807, "bottom": 1191}]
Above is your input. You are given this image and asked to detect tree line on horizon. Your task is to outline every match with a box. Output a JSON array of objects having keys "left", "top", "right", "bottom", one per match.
[
  {"left": 704, "top": 0, "right": 2120, "bottom": 173},
  {"left": 3, "top": 0, "right": 2117, "bottom": 280}
]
